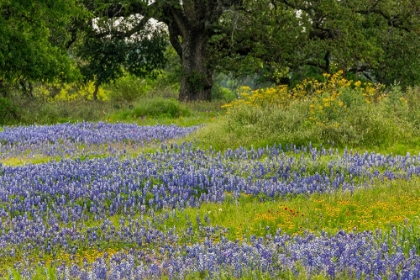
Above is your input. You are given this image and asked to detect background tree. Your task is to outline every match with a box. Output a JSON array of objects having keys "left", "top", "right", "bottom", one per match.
[
  {"left": 81, "top": 0, "right": 244, "bottom": 101},
  {"left": 0, "top": 0, "right": 82, "bottom": 97},
  {"left": 2, "top": 0, "right": 419, "bottom": 102},
  {"left": 75, "top": 18, "right": 167, "bottom": 100},
  {"left": 214, "top": 0, "right": 420, "bottom": 87}
]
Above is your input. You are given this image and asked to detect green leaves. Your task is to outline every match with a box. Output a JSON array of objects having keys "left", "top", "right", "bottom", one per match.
[
  {"left": 75, "top": 21, "right": 168, "bottom": 87},
  {"left": 1, "top": 0, "right": 418, "bottom": 99},
  {"left": 214, "top": 0, "right": 420, "bottom": 87},
  {"left": 0, "top": 0, "right": 82, "bottom": 83}
]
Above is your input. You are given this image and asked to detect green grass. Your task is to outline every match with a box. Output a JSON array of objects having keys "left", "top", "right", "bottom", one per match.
[
  {"left": 153, "top": 177, "right": 420, "bottom": 248},
  {"left": 0, "top": 95, "right": 225, "bottom": 127},
  {"left": 108, "top": 98, "right": 224, "bottom": 127},
  {"left": 109, "top": 113, "right": 219, "bottom": 127},
  {"left": 0, "top": 155, "right": 60, "bottom": 166}
]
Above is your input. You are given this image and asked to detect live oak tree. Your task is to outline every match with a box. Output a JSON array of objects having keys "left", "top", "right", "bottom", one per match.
[
  {"left": 0, "top": 0, "right": 81, "bottom": 96},
  {"left": 289, "top": 0, "right": 420, "bottom": 86},
  {"left": 82, "top": 0, "right": 243, "bottom": 101},
  {"left": 75, "top": 19, "right": 167, "bottom": 100},
  {"left": 2, "top": 0, "right": 419, "bottom": 102},
  {"left": 215, "top": 0, "right": 420, "bottom": 87}
]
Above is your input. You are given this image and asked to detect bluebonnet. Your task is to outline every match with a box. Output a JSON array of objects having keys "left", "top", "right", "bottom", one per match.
[
  {"left": 0, "top": 122, "right": 197, "bottom": 159},
  {"left": 41, "top": 229, "right": 416, "bottom": 279},
  {"left": 1, "top": 127, "right": 420, "bottom": 278}
]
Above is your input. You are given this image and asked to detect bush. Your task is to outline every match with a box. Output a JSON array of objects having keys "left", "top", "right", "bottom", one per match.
[
  {"left": 211, "top": 85, "right": 236, "bottom": 102},
  {"left": 192, "top": 71, "right": 416, "bottom": 150},
  {"left": 0, "top": 97, "right": 20, "bottom": 125},
  {"left": 106, "top": 75, "right": 151, "bottom": 103},
  {"left": 317, "top": 104, "right": 401, "bottom": 147},
  {"left": 119, "top": 98, "right": 191, "bottom": 119},
  {"left": 135, "top": 98, "right": 190, "bottom": 118}
]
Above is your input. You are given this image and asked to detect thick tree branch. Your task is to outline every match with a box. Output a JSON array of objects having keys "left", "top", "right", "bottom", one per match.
[
  {"left": 168, "top": 24, "right": 183, "bottom": 58},
  {"left": 93, "top": 15, "right": 152, "bottom": 39}
]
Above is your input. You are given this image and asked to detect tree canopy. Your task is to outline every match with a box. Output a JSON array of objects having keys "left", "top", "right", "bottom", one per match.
[
  {"left": 81, "top": 0, "right": 244, "bottom": 101},
  {"left": 0, "top": 0, "right": 81, "bottom": 85},
  {"left": 215, "top": 0, "right": 420, "bottom": 87},
  {"left": 1, "top": 0, "right": 419, "bottom": 100},
  {"left": 74, "top": 17, "right": 168, "bottom": 99}
]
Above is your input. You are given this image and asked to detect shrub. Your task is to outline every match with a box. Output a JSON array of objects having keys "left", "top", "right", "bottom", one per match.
[
  {"left": 128, "top": 98, "right": 191, "bottom": 119},
  {"left": 211, "top": 85, "right": 236, "bottom": 102},
  {"left": 0, "top": 97, "right": 20, "bottom": 125},
  {"left": 403, "top": 86, "right": 420, "bottom": 131},
  {"left": 106, "top": 75, "right": 151, "bottom": 103},
  {"left": 34, "top": 81, "right": 110, "bottom": 102},
  {"left": 194, "top": 71, "right": 415, "bottom": 150}
]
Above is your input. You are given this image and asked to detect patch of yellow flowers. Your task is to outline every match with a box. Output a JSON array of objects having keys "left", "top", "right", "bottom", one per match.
[
  {"left": 222, "top": 84, "right": 291, "bottom": 110},
  {"left": 222, "top": 71, "right": 385, "bottom": 126},
  {"left": 34, "top": 81, "right": 110, "bottom": 102}
]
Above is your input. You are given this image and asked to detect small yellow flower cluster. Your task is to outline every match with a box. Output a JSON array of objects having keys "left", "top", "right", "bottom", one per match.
[
  {"left": 291, "top": 71, "right": 352, "bottom": 98},
  {"left": 305, "top": 71, "right": 350, "bottom": 125},
  {"left": 249, "top": 192, "right": 420, "bottom": 236},
  {"left": 34, "top": 81, "right": 110, "bottom": 102},
  {"left": 221, "top": 85, "right": 290, "bottom": 110},
  {"left": 361, "top": 83, "right": 385, "bottom": 103},
  {"left": 301, "top": 71, "right": 386, "bottom": 126},
  {"left": 309, "top": 193, "right": 420, "bottom": 233}
]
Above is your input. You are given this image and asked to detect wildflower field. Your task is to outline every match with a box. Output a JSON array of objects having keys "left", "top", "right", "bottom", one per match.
[
  {"left": 0, "top": 121, "right": 420, "bottom": 279},
  {"left": 1, "top": 74, "right": 420, "bottom": 279}
]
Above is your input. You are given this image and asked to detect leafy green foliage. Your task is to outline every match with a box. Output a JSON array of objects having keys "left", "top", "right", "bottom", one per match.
[
  {"left": 79, "top": 0, "right": 245, "bottom": 101},
  {"left": 215, "top": 0, "right": 420, "bottom": 87},
  {"left": 0, "top": 0, "right": 82, "bottom": 84},
  {"left": 190, "top": 79, "right": 420, "bottom": 151},
  {"left": 0, "top": 97, "right": 19, "bottom": 125},
  {"left": 211, "top": 85, "right": 236, "bottom": 102},
  {"left": 122, "top": 98, "right": 191, "bottom": 119},
  {"left": 134, "top": 99, "right": 189, "bottom": 118},
  {"left": 105, "top": 74, "right": 151, "bottom": 103},
  {"left": 76, "top": 22, "right": 168, "bottom": 87}
]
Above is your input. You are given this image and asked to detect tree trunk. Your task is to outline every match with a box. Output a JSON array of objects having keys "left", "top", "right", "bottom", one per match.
[
  {"left": 93, "top": 82, "right": 99, "bottom": 101},
  {"left": 178, "top": 32, "right": 213, "bottom": 102}
]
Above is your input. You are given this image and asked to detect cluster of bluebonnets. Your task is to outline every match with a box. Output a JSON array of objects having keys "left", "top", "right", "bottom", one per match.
[
  {"left": 0, "top": 122, "right": 197, "bottom": 158},
  {"left": 11, "top": 226, "right": 420, "bottom": 279},
  {"left": 0, "top": 123, "right": 420, "bottom": 278}
]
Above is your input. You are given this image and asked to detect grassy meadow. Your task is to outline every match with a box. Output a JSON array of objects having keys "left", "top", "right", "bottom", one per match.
[{"left": 1, "top": 73, "right": 420, "bottom": 279}]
